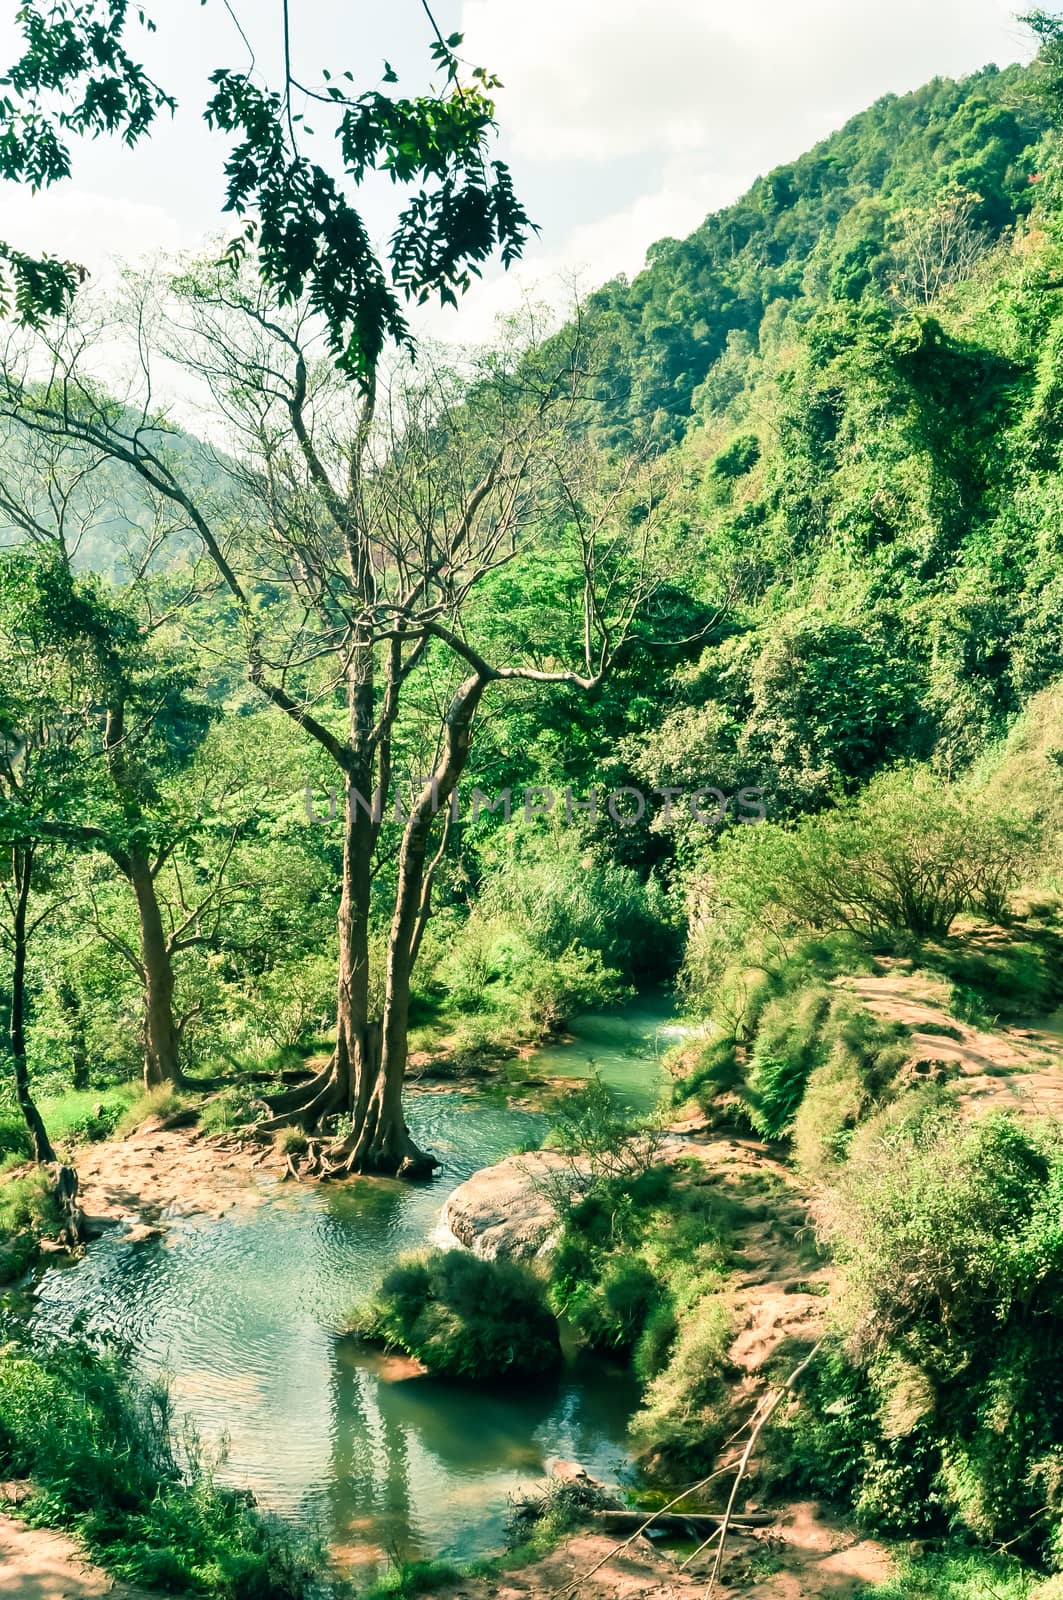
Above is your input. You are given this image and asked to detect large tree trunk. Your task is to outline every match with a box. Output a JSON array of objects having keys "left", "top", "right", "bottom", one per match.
[
  {"left": 8, "top": 847, "right": 56, "bottom": 1164},
  {"left": 327, "top": 676, "right": 485, "bottom": 1178},
  {"left": 129, "top": 847, "right": 182, "bottom": 1090},
  {"left": 262, "top": 772, "right": 379, "bottom": 1132}
]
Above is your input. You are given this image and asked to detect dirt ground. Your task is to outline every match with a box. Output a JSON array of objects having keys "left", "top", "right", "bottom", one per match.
[
  {"left": 71, "top": 1124, "right": 275, "bottom": 1236},
  {"left": 0, "top": 1501, "right": 160, "bottom": 1600},
  {"left": 417, "top": 1507, "right": 892, "bottom": 1600}
]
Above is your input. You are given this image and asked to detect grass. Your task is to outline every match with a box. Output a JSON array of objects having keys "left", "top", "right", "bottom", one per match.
[
  {"left": 870, "top": 1550, "right": 1047, "bottom": 1600},
  {"left": 113, "top": 1082, "right": 189, "bottom": 1139},
  {"left": 358, "top": 1559, "right": 465, "bottom": 1600},
  {"left": 0, "top": 1338, "right": 327, "bottom": 1599},
  {"left": 39, "top": 1082, "right": 141, "bottom": 1147},
  {"left": 0, "top": 1170, "right": 63, "bottom": 1281}
]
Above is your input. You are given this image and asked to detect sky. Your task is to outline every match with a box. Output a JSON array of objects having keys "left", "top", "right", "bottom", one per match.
[{"left": 0, "top": 0, "right": 1040, "bottom": 344}]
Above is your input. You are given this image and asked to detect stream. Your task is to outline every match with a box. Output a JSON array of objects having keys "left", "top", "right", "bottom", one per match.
[{"left": 28, "top": 1001, "right": 678, "bottom": 1576}]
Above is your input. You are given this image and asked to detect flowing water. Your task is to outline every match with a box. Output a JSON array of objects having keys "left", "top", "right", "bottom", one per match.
[{"left": 29, "top": 1001, "right": 675, "bottom": 1574}]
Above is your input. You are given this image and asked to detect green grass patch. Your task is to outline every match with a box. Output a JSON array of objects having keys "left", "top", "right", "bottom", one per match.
[
  {"left": 0, "top": 1338, "right": 325, "bottom": 1598},
  {"left": 39, "top": 1083, "right": 141, "bottom": 1148},
  {"left": 870, "top": 1550, "right": 1045, "bottom": 1600}
]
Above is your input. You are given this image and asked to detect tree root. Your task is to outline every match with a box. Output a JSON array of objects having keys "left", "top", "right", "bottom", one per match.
[
  {"left": 255, "top": 1071, "right": 348, "bottom": 1135},
  {"left": 320, "top": 1119, "right": 438, "bottom": 1180},
  {"left": 261, "top": 1060, "right": 341, "bottom": 1118}
]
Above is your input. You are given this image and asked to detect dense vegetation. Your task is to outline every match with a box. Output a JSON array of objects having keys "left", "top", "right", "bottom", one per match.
[
  {"left": 6, "top": 16, "right": 1063, "bottom": 1599},
  {"left": 0, "top": 1336, "right": 320, "bottom": 1597}
]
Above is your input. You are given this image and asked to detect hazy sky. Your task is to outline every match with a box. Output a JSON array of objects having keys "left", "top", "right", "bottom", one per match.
[{"left": 0, "top": 0, "right": 1037, "bottom": 341}]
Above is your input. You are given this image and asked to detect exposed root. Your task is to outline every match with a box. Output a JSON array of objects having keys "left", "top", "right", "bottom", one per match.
[
  {"left": 262, "top": 1060, "right": 341, "bottom": 1118},
  {"left": 321, "top": 1118, "right": 438, "bottom": 1180},
  {"left": 256, "top": 1073, "right": 347, "bottom": 1136}
]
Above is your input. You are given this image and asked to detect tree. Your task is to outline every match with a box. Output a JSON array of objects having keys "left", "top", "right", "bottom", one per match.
[
  {"left": 0, "top": 551, "right": 104, "bottom": 1160},
  {"left": 0, "top": 534, "right": 222, "bottom": 1090},
  {"left": 694, "top": 768, "right": 1037, "bottom": 951},
  {"left": 888, "top": 187, "right": 990, "bottom": 308},
  {"left": 0, "top": 272, "right": 679, "bottom": 1175},
  {"left": 0, "top": 0, "right": 530, "bottom": 375}
]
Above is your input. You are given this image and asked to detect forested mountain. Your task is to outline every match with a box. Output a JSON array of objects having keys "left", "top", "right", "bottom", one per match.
[
  {"left": 564, "top": 56, "right": 1063, "bottom": 815},
  {"left": 589, "top": 62, "right": 1045, "bottom": 435}
]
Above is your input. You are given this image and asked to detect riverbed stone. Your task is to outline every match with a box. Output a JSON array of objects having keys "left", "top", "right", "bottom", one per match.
[{"left": 440, "top": 1150, "right": 588, "bottom": 1260}]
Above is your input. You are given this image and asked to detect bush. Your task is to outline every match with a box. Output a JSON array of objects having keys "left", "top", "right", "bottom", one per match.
[
  {"left": 545, "top": 1147, "right": 736, "bottom": 1474},
  {"left": 670, "top": 1033, "right": 743, "bottom": 1112},
  {"left": 869, "top": 1551, "right": 1044, "bottom": 1600},
  {"left": 784, "top": 1105, "right": 1063, "bottom": 1556},
  {"left": 922, "top": 934, "right": 1063, "bottom": 1023},
  {"left": 678, "top": 978, "right": 908, "bottom": 1152},
  {"left": 114, "top": 1083, "right": 188, "bottom": 1138},
  {"left": 351, "top": 1249, "right": 561, "bottom": 1379},
  {"left": 630, "top": 1295, "right": 734, "bottom": 1475},
  {"left": 0, "top": 1339, "right": 321, "bottom": 1598},
  {"left": 689, "top": 768, "right": 1037, "bottom": 957}
]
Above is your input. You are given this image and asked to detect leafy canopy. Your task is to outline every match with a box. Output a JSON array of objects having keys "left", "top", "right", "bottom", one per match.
[{"left": 0, "top": 2, "right": 532, "bottom": 378}]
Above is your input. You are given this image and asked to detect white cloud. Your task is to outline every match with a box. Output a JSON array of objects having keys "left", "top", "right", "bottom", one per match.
[
  {"left": 0, "top": 189, "right": 186, "bottom": 282},
  {"left": 462, "top": 0, "right": 1029, "bottom": 166},
  {"left": 420, "top": 154, "right": 750, "bottom": 344},
  {"left": 430, "top": 0, "right": 1033, "bottom": 344}
]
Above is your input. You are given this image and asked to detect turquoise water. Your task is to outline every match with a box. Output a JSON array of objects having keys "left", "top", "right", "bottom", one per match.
[{"left": 31, "top": 1003, "right": 673, "bottom": 1573}]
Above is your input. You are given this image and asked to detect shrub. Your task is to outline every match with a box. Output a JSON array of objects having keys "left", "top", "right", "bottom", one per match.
[
  {"left": 684, "top": 979, "right": 908, "bottom": 1151},
  {"left": 670, "top": 1033, "right": 743, "bottom": 1111},
  {"left": 689, "top": 768, "right": 1037, "bottom": 956},
  {"left": 198, "top": 1085, "right": 263, "bottom": 1137},
  {"left": 545, "top": 1150, "right": 735, "bottom": 1473},
  {"left": 0, "top": 1339, "right": 321, "bottom": 1598},
  {"left": 351, "top": 1248, "right": 561, "bottom": 1379},
  {"left": 506, "top": 1476, "right": 612, "bottom": 1558},
  {"left": 785, "top": 1105, "right": 1063, "bottom": 1556},
  {"left": 869, "top": 1551, "right": 1043, "bottom": 1600},
  {"left": 630, "top": 1295, "right": 734, "bottom": 1475}
]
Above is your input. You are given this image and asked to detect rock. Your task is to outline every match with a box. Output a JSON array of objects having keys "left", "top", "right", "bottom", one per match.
[
  {"left": 124, "top": 1222, "right": 164, "bottom": 1244},
  {"left": 80, "top": 1213, "right": 121, "bottom": 1239},
  {"left": 440, "top": 1150, "right": 588, "bottom": 1261}
]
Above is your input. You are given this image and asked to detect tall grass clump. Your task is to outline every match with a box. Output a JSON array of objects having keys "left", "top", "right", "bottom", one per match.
[{"left": 0, "top": 1338, "right": 323, "bottom": 1597}]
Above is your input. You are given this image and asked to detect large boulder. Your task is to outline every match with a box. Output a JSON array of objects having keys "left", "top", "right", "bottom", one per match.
[{"left": 440, "top": 1150, "right": 588, "bottom": 1261}]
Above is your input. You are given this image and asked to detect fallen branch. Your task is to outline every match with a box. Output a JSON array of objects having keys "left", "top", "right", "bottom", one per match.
[
  {"left": 592, "top": 1510, "right": 770, "bottom": 1536},
  {"left": 704, "top": 1338, "right": 824, "bottom": 1599}
]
